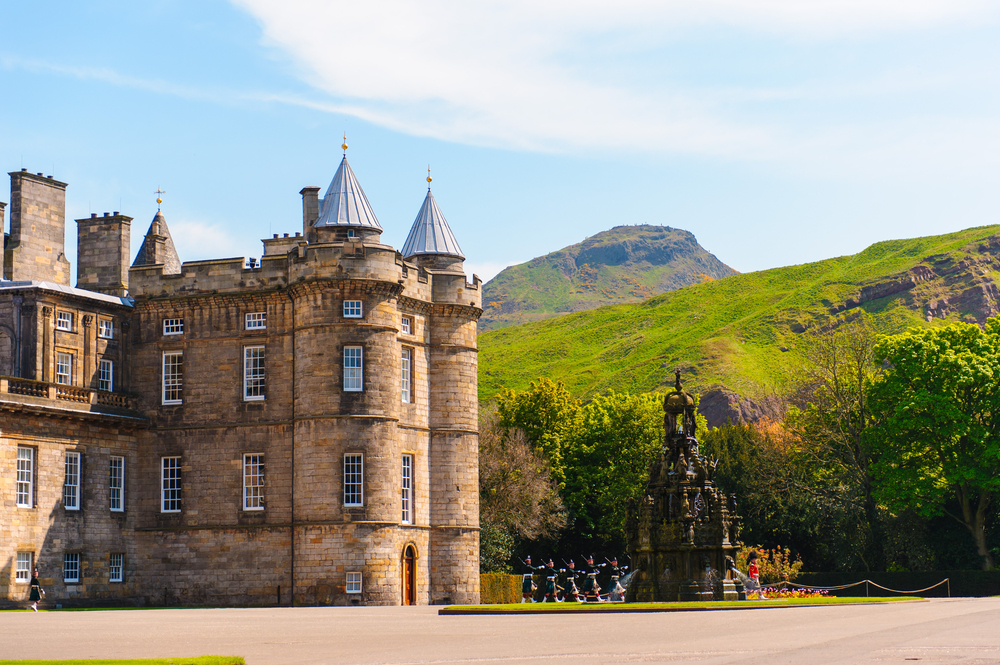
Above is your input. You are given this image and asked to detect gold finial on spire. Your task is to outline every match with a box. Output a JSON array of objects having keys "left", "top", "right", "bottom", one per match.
[
  {"left": 155, "top": 187, "right": 165, "bottom": 211},
  {"left": 426, "top": 165, "right": 432, "bottom": 186},
  {"left": 342, "top": 133, "right": 348, "bottom": 153}
]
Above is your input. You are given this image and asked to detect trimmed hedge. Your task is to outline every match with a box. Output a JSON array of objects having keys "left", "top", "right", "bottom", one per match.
[
  {"left": 795, "top": 570, "right": 1000, "bottom": 597},
  {"left": 480, "top": 574, "right": 522, "bottom": 604}
]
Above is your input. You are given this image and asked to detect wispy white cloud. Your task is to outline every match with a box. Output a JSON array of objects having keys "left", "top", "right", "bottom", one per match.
[{"left": 229, "top": 0, "right": 1000, "bottom": 178}]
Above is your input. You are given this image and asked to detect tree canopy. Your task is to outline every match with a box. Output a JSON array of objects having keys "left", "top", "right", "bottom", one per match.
[{"left": 868, "top": 319, "right": 1000, "bottom": 570}]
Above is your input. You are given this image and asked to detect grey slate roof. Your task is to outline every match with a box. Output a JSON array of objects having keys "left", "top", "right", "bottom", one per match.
[
  {"left": 0, "top": 280, "right": 133, "bottom": 307},
  {"left": 314, "top": 155, "right": 383, "bottom": 231},
  {"left": 401, "top": 188, "right": 465, "bottom": 260},
  {"left": 132, "top": 211, "right": 181, "bottom": 274}
]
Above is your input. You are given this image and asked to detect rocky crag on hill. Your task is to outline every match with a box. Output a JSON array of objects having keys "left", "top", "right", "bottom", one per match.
[
  {"left": 479, "top": 225, "right": 1000, "bottom": 427},
  {"left": 480, "top": 225, "right": 736, "bottom": 331}
]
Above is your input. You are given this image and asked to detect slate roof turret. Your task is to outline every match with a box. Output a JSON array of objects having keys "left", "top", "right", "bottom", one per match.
[
  {"left": 314, "top": 154, "right": 383, "bottom": 231},
  {"left": 401, "top": 182, "right": 465, "bottom": 261}
]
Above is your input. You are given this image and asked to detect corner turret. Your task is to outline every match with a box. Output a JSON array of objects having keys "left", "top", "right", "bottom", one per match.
[{"left": 131, "top": 210, "right": 181, "bottom": 274}]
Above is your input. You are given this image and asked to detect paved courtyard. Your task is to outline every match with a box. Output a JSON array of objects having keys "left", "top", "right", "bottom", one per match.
[{"left": 2, "top": 597, "right": 999, "bottom": 664}]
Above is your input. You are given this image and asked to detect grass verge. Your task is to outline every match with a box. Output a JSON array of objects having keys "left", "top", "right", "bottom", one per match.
[
  {"left": 440, "top": 596, "right": 923, "bottom": 614},
  {"left": 0, "top": 658, "right": 243, "bottom": 665}
]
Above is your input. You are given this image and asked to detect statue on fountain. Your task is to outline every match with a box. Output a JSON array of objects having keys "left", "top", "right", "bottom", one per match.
[{"left": 625, "top": 370, "right": 745, "bottom": 601}]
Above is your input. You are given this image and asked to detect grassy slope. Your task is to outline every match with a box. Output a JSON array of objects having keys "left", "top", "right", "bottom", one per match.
[
  {"left": 481, "top": 226, "right": 734, "bottom": 331},
  {"left": 479, "top": 225, "right": 1000, "bottom": 402}
]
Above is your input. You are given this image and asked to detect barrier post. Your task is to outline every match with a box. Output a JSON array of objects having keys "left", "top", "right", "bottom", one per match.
[
  {"left": 866, "top": 580, "right": 869, "bottom": 598},
  {"left": 947, "top": 579, "right": 950, "bottom": 598}
]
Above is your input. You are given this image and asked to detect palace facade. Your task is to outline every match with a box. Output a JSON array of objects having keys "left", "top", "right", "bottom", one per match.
[{"left": 0, "top": 153, "right": 481, "bottom": 607}]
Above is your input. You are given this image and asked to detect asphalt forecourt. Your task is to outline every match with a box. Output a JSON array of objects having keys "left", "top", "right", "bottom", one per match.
[{"left": 440, "top": 596, "right": 922, "bottom": 614}]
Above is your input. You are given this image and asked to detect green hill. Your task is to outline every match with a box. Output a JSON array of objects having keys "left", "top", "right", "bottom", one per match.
[
  {"left": 480, "top": 225, "right": 736, "bottom": 331},
  {"left": 479, "top": 225, "right": 1000, "bottom": 421}
]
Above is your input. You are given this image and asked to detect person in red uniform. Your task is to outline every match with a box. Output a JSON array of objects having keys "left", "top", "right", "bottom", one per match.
[{"left": 747, "top": 552, "right": 766, "bottom": 599}]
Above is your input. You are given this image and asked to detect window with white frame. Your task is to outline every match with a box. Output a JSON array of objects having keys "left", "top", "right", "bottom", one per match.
[
  {"left": 64, "top": 451, "right": 81, "bottom": 510},
  {"left": 64, "top": 552, "right": 80, "bottom": 583},
  {"left": 109, "top": 553, "right": 124, "bottom": 582},
  {"left": 98, "top": 359, "right": 113, "bottom": 392},
  {"left": 243, "top": 454, "right": 264, "bottom": 511},
  {"left": 16, "top": 552, "right": 32, "bottom": 583},
  {"left": 344, "top": 346, "right": 363, "bottom": 391},
  {"left": 163, "top": 318, "right": 184, "bottom": 335},
  {"left": 346, "top": 571, "right": 362, "bottom": 594},
  {"left": 98, "top": 319, "right": 114, "bottom": 339},
  {"left": 401, "top": 347, "right": 412, "bottom": 404},
  {"left": 109, "top": 456, "right": 124, "bottom": 512},
  {"left": 56, "top": 352, "right": 73, "bottom": 385},
  {"left": 162, "top": 351, "right": 183, "bottom": 404},
  {"left": 161, "top": 457, "right": 182, "bottom": 513},
  {"left": 244, "top": 346, "right": 265, "bottom": 401},
  {"left": 16, "top": 447, "right": 34, "bottom": 508},
  {"left": 343, "top": 300, "right": 362, "bottom": 318},
  {"left": 245, "top": 312, "right": 266, "bottom": 330},
  {"left": 344, "top": 454, "right": 363, "bottom": 506},
  {"left": 56, "top": 311, "right": 74, "bottom": 331},
  {"left": 401, "top": 454, "right": 413, "bottom": 524},
  {"left": 401, "top": 316, "right": 412, "bottom": 335}
]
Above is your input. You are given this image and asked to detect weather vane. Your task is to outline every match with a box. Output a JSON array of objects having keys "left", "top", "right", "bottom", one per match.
[{"left": 155, "top": 187, "right": 165, "bottom": 211}]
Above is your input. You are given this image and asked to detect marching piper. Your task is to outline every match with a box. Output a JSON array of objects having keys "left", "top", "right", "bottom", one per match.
[
  {"left": 607, "top": 556, "right": 629, "bottom": 602},
  {"left": 581, "top": 555, "right": 605, "bottom": 602},
  {"left": 520, "top": 555, "right": 543, "bottom": 602}
]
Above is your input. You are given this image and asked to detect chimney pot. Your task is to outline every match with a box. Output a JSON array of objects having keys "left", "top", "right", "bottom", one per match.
[
  {"left": 273, "top": 233, "right": 278, "bottom": 238},
  {"left": 103, "top": 212, "right": 110, "bottom": 217},
  {"left": 283, "top": 233, "right": 289, "bottom": 238},
  {"left": 21, "top": 168, "right": 27, "bottom": 172},
  {"left": 295, "top": 232, "right": 301, "bottom": 237},
  {"left": 113, "top": 211, "right": 119, "bottom": 216},
  {"left": 91, "top": 213, "right": 97, "bottom": 218},
  {"left": 36, "top": 172, "right": 42, "bottom": 176},
  {"left": 46, "top": 175, "right": 53, "bottom": 179}
]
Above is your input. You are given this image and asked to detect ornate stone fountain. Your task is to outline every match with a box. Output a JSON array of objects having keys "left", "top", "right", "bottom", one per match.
[{"left": 625, "top": 371, "right": 744, "bottom": 601}]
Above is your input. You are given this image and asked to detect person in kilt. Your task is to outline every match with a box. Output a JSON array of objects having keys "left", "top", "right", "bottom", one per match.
[
  {"left": 28, "top": 569, "right": 43, "bottom": 612},
  {"left": 520, "top": 556, "right": 542, "bottom": 602}
]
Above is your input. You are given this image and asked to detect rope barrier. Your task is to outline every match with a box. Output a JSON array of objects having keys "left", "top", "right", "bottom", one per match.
[{"left": 768, "top": 578, "right": 950, "bottom": 596}]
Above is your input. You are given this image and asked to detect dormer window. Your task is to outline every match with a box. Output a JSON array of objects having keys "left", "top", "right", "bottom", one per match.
[
  {"left": 163, "top": 318, "right": 184, "bottom": 335},
  {"left": 344, "top": 301, "right": 363, "bottom": 318},
  {"left": 56, "top": 311, "right": 74, "bottom": 331}
]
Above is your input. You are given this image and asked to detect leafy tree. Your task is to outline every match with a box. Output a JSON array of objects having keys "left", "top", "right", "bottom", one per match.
[
  {"left": 787, "top": 314, "right": 884, "bottom": 570},
  {"left": 561, "top": 391, "right": 664, "bottom": 550},
  {"left": 868, "top": 320, "right": 1000, "bottom": 570},
  {"left": 702, "top": 420, "right": 853, "bottom": 571},
  {"left": 479, "top": 406, "right": 566, "bottom": 572},
  {"left": 495, "top": 378, "right": 581, "bottom": 486}
]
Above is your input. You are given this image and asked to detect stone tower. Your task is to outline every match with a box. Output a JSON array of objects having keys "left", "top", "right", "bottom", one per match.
[
  {"left": 123, "top": 148, "right": 482, "bottom": 606},
  {"left": 625, "top": 371, "right": 743, "bottom": 602},
  {"left": 3, "top": 170, "right": 71, "bottom": 284}
]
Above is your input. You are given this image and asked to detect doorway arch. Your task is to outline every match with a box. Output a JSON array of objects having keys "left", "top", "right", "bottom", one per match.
[{"left": 402, "top": 544, "right": 417, "bottom": 605}]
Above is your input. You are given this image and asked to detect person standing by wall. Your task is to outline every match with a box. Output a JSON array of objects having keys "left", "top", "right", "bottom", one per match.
[{"left": 28, "top": 569, "right": 43, "bottom": 612}]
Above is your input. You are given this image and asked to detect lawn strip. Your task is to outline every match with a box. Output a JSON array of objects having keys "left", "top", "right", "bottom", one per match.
[{"left": 440, "top": 596, "right": 924, "bottom": 615}]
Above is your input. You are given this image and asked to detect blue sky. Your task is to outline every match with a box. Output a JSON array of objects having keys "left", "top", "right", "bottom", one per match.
[{"left": 2, "top": 1, "right": 999, "bottom": 282}]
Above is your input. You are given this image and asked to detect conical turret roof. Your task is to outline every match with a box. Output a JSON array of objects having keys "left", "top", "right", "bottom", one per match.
[
  {"left": 314, "top": 155, "right": 382, "bottom": 231},
  {"left": 401, "top": 188, "right": 465, "bottom": 260},
  {"left": 132, "top": 210, "right": 181, "bottom": 274}
]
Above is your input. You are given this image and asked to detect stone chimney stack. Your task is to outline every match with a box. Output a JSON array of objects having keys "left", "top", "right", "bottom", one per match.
[
  {"left": 1, "top": 200, "right": 6, "bottom": 280},
  {"left": 300, "top": 186, "right": 320, "bottom": 243},
  {"left": 76, "top": 211, "right": 132, "bottom": 296},
  {"left": 5, "top": 170, "right": 71, "bottom": 284}
]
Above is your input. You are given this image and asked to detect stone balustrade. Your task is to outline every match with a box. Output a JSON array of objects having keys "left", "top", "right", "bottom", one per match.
[{"left": 0, "top": 376, "right": 133, "bottom": 410}]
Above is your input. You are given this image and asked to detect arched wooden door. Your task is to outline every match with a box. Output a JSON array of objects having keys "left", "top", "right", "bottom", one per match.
[{"left": 403, "top": 545, "right": 416, "bottom": 605}]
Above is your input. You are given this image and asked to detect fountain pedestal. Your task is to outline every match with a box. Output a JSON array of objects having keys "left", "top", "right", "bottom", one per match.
[{"left": 625, "top": 371, "right": 743, "bottom": 602}]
